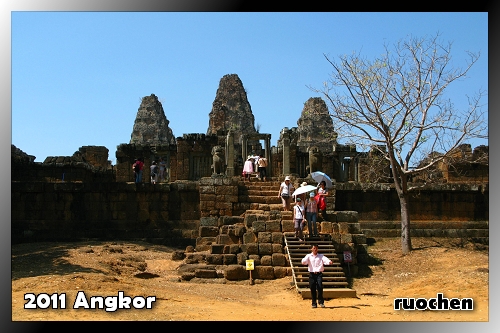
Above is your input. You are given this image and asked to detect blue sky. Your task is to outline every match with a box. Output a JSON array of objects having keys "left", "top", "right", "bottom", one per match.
[{"left": 12, "top": 12, "right": 488, "bottom": 164}]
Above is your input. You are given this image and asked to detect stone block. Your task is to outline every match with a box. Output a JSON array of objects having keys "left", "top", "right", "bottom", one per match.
[
  {"left": 266, "top": 221, "right": 281, "bottom": 232},
  {"left": 348, "top": 222, "right": 362, "bottom": 234},
  {"left": 237, "top": 252, "right": 249, "bottom": 265},
  {"left": 271, "top": 232, "right": 283, "bottom": 244},
  {"left": 259, "top": 243, "right": 273, "bottom": 255},
  {"left": 352, "top": 234, "right": 367, "bottom": 244},
  {"left": 339, "top": 243, "right": 354, "bottom": 252},
  {"left": 223, "top": 254, "right": 236, "bottom": 265},
  {"left": 272, "top": 244, "right": 283, "bottom": 254},
  {"left": 210, "top": 244, "right": 225, "bottom": 254},
  {"left": 338, "top": 222, "right": 350, "bottom": 234},
  {"left": 219, "top": 216, "right": 245, "bottom": 226},
  {"left": 224, "top": 265, "right": 249, "bottom": 281},
  {"left": 271, "top": 253, "right": 287, "bottom": 267},
  {"left": 243, "top": 231, "right": 258, "bottom": 244},
  {"left": 229, "top": 224, "right": 246, "bottom": 237},
  {"left": 206, "top": 254, "right": 223, "bottom": 265},
  {"left": 196, "top": 237, "right": 217, "bottom": 246},
  {"left": 253, "top": 266, "right": 275, "bottom": 280},
  {"left": 227, "top": 244, "right": 240, "bottom": 254},
  {"left": 281, "top": 220, "right": 295, "bottom": 232},
  {"left": 273, "top": 267, "right": 288, "bottom": 278},
  {"left": 249, "top": 254, "right": 261, "bottom": 266},
  {"left": 336, "top": 211, "right": 358, "bottom": 222},
  {"left": 252, "top": 221, "right": 266, "bottom": 232},
  {"left": 242, "top": 243, "right": 259, "bottom": 255},
  {"left": 194, "top": 269, "right": 218, "bottom": 279},
  {"left": 200, "top": 216, "right": 219, "bottom": 227},
  {"left": 171, "top": 250, "right": 185, "bottom": 261},
  {"left": 260, "top": 255, "right": 272, "bottom": 266},
  {"left": 340, "top": 233, "right": 353, "bottom": 243},
  {"left": 257, "top": 231, "right": 272, "bottom": 243},
  {"left": 199, "top": 226, "right": 219, "bottom": 237},
  {"left": 216, "top": 234, "right": 237, "bottom": 245},
  {"left": 320, "top": 222, "right": 333, "bottom": 234},
  {"left": 244, "top": 214, "right": 258, "bottom": 228},
  {"left": 194, "top": 244, "right": 211, "bottom": 252}
]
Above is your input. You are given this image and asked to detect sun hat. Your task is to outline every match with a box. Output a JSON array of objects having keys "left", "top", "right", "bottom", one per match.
[
  {"left": 310, "top": 192, "right": 315, "bottom": 197},
  {"left": 301, "top": 182, "right": 308, "bottom": 187},
  {"left": 296, "top": 198, "right": 301, "bottom": 202},
  {"left": 285, "top": 176, "right": 291, "bottom": 181}
]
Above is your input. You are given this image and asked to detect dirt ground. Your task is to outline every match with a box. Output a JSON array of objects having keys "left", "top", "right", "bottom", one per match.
[{"left": 11, "top": 237, "right": 489, "bottom": 322}]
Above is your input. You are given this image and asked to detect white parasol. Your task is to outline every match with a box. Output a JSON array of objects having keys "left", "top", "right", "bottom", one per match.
[
  {"left": 310, "top": 171, "right": 333, "bottom": 189},
  {"left": 292, "top": 185, "right": 317, "bottom": 197}
]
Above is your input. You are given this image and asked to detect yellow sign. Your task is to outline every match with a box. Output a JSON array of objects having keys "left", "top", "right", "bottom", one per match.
[{"left": 246, "top": 259, "right": 255, "bottom": 270}]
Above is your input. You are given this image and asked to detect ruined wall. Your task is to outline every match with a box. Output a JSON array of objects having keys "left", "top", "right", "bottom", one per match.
[
  {"left": 12, "top": 145, "right": 115, "bottom": 183},
  {"left": 11, "top": 181, "right": 199, "bottom": 246},
  {"left": 334, "top": 182, "right": 489, "bottom": 222}
]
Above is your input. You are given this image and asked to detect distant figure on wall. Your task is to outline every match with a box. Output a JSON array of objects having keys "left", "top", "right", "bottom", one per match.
[
  {"left": 158, "top": 158, "right": 166, "bottom": 182},
  {"left": 150, "top": 161, "right": 159, "bottom": 185},
  {"left": 133, "top": 158, "right": 144, "bottom": 183}
]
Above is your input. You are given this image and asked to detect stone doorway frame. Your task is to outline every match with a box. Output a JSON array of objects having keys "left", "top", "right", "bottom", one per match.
[{"left": 239, "top": 133, "right": 272, "bottom": 178}]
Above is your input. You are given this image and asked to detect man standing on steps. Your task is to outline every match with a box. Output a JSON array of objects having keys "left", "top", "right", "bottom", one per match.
[{"left": 301, "top": 243, "right": 333, "bottom": 308}]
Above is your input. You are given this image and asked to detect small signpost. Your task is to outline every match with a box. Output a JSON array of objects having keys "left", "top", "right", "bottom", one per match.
[
  {"left": 343, "top": 251, "right": 352, "bottom": 277},
  {"left": 246, "top": 259, "right": 255, "bottom": 285}
]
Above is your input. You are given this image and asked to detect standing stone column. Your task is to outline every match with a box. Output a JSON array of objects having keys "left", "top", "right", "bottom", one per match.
[
  {"left": 226, "top": 130, "right": 235, "bottom": 177},
  {"left": 281, "top": 128, "right": 290, "bottom": 176},
  {"left": 264, "top": 134, "right": 272, "bottom": 177}
]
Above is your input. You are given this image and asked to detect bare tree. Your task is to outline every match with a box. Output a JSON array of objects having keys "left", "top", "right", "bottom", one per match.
[{"left": 310, "top": 34, "right": 487, "bottom": 254}]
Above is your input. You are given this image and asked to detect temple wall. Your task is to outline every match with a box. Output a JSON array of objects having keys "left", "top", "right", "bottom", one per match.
[
  {"left": 334, "top": 182, "right": 489, "bottom": 222},
  {"left": 12, "top": 179, "right": 488, "bottom": 245}
]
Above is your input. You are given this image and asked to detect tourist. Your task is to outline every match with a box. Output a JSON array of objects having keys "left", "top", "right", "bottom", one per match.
[
  {"left": 243, "top": 156, "right": 254, "bottom": 181},
  {"left": 133, "top": 158, "right": 144, "bottom": 183},
  {"left": 301, "top": 243, "right": 333, "bottom": 308},
  {"left": 306, "top": 191, "right": 319, "bottom": 237},
  {"left": 297, "top": 181, "right": 308, "bottom": 203},
  {"left": 278, "top": 176, "right": 294, "bottom": 211},
  {"left": 158, "top": 158, "right": 166, "bottom": 182},
  {"left": 257, "top": 154, "right": 268, "bottom": 181},
  {"left": 293, "top": 197, "right": 306, "bottom": 241},
  {"left": 317, "top": 180, "right": 329, "bottom": 221},
  {"left": 253, "top": 153, "right": 260, "bottom": 180},
  {"left": 150, "top": 161, "right": 159, "bottom": 185}
]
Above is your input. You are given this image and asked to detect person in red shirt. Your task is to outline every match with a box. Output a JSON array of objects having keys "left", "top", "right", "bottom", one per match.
[{"left": 133, "top": 158, "right": 144, "bottom": 183}]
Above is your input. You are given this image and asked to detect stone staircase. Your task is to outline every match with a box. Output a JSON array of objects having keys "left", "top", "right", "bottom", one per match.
[
  {"left": 237, "top": 177, "right": 357, "bottom": 298},
  {"left": 236, "top": 178, "right": 286, "bottom": 214},
  {"left": 284, "top": 234, "right": 356, "bottom": 299}
]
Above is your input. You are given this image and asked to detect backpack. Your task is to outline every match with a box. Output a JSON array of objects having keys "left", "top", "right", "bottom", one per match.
[
  {"left": 152, "top": 165, "right": 158, "bottom": 175},
  {"left": 134, "top": 162, "right": 141, "bottom": 172}
]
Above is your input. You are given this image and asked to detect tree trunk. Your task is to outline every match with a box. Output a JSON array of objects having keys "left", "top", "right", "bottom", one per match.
[{"left": 399, "top": 191, "right": 412, "bottom": 255}]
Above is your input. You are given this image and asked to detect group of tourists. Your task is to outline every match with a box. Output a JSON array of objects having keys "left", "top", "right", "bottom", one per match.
[
  {"left": 132, "top": 157, "right": 167, "bottom": 184},
  {"left": 242, "top": 153, "right": 268, "bottom": 181},
  {"left": 278, "top": 176, "right": 329, "bottom": 241}
]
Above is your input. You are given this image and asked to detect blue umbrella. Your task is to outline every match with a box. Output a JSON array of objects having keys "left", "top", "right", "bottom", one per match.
[{"left": 310, "top": 171, "right": 333, "bottom": 189}]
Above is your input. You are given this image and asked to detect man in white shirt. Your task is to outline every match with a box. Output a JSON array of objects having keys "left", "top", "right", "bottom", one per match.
[{"left": 301, "top": 243, "right": 333, "bottom": 308}]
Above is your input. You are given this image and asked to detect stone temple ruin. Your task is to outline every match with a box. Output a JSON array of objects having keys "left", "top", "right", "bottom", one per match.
[{"left": 12, "top": 73, "right": 488, "bottom": 293}]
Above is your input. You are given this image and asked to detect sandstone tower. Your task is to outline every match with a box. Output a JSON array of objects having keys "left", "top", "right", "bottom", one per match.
[
  {"left": 296, "top": 97, "right": 338, "bottom": 153},
  {"left": 130, "top": 94, "right": 176, "bottom": 145},
  {"left": 207, "top": 74, "right": 257, "bottom": 139}
]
